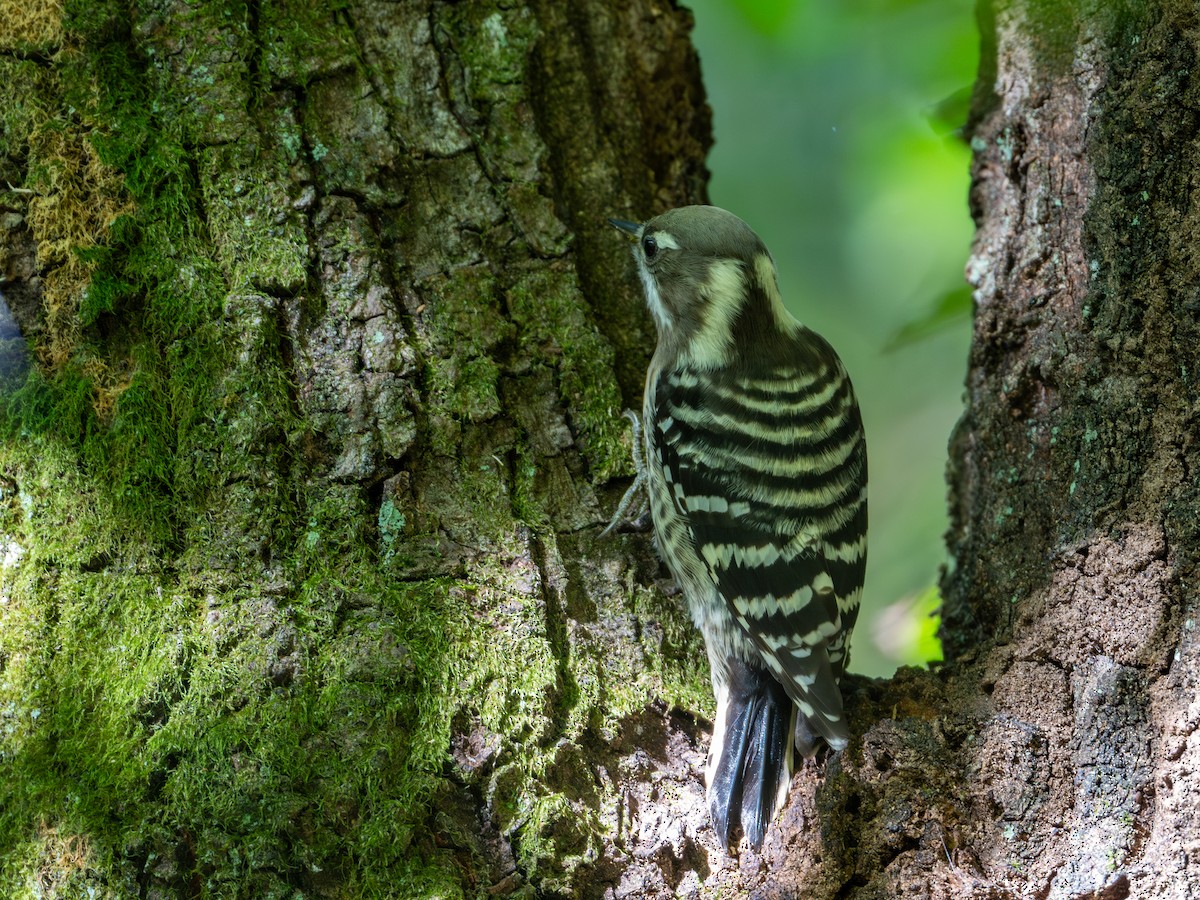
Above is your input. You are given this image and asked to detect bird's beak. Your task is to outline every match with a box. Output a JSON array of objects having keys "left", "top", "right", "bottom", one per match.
[{"left": 607, "top": 217, "right": 641, "bottom": 241}]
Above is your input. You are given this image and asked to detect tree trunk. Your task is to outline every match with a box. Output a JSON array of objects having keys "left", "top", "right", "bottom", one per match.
[
  {"left": 2, "top": 1, "right": 1199, "bottom": 898},
  {"left": 937, "top": 1, "right": 1200, "bottom": 896},
  {"left": 0, "top": 1, "right": 714, "bottom": 896}
]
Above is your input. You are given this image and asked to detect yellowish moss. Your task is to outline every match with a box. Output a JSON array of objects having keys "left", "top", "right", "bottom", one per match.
[
  {"left": 77, "top": 353, "right": 135, "bottom": 422},
  {"left": 28, "top": 124, "right": 131, "bottom": 360},
  {"left": 21, "top": 61, "right": 133, "bottom": 418},
  {"left": 27, "top": 823, "right": 97, "bottom": 896},
  {"left": 0, "top": 0, "right": 63, "bottom": 48}
]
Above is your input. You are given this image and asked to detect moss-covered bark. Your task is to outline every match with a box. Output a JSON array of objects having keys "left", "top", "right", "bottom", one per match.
[{"left": 0, "top": 1, "right": 714, "bottom": 896}]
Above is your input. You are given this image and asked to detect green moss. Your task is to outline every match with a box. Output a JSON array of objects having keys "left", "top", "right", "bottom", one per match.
[
  {"left": 198, "top": 143, "right": 308, "bottom": 294},
  {"left": 507, "top": 265, "right": 631, "bottom": 483},
  {"left": 0, "top": 570, "right": 194, "bottom": 890},
  {"left": 0, "top": 420, "right": 675, "bottom": 895},
  {"left": 449, "top": 577, "right": 557, "bottom": 748},
  {"left": 457, "top": 5, "right": 535, "bottom": 96},
  {"left": 257, "top": 0, "right": 358, "bottom": 88},
  {"left": 617, "top": 583, "right": 712, "bottom": 722},
  {"left": 5, "top": 350, "right": 187, "bottom": 545},
  {"left": 419, "top": 266, "right": 514, "bottom": 453},
  {"left": 0, "top": 1, "right": 252, "bottom": 553},
  {"left": 512, "top": 793, "right": 603, "bottom": 893},
  {"left": 0, "top": 533, "right": 478, "bottom": 891},
  {"left": 505, "top": 181, "right": 571, "bottom": 256},
  {"left": 511, "top": 440, "right": 550, "bottom": 530},
  {"left": 423, "top": 266, "right": 513, "bottom": 358},
  {"left": 2, "top": 430, "right": 121, "bottom": 568},
  {"left": 427, "top": 354, "right": 503, "bottom": 424},
  {"left": 153, "top": 627, "right": 440, "bottom": 880}
]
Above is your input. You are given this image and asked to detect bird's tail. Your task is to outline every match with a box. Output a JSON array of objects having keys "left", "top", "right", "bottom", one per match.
[{"left": 706, "top": 658, "right": 794, "bottom": 851}]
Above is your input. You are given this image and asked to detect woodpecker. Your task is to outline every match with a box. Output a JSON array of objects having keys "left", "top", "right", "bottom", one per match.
[{"left": 608, "top": 206, "right": 867, "bottom": 851}]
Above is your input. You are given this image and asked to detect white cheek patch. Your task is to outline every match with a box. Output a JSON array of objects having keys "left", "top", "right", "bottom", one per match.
[
  {"left": 637, "top": 259, "right": 673, "bottom": 331},
  {"left": 684, "top": 259, "right": 744, "bottom": 369},
  {"left": 632, "top": 231, "right": 686, "bottom": 333}
]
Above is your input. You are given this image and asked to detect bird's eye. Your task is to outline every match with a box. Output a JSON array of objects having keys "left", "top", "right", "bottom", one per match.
[{"left": 642, "top": 236, "right": 658, "bottom": 260}]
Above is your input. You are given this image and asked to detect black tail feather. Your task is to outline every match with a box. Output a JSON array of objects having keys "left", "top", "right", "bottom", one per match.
[{"left": 708, "top": 659, "right": 793, "bottom": 851}]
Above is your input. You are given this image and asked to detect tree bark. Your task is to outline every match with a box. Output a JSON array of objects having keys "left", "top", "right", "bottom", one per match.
[
  {"left": 937, "top": 1, "right": 1200, "bottom": 896},
  {"left": 0, "top": 1, "right": 714, "bottom": 896},
  {"left": 2, "top": 1, "right": 1199, "bottom": 899}
]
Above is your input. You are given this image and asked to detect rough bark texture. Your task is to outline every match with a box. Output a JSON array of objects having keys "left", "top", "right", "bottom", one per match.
[
  {"left": 943, "top": 1, "right": 1200, "bottom": 897},
  {"left": 0, "top": 1, "right": 717, "bottom": 896},
  {"left": 2, "top": 0, "right": 1200, "bottom": 898}
]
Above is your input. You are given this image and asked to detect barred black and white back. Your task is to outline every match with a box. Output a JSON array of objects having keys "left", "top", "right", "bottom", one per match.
[{"left": 610, "top": 206, "right": 867, "bottom": 851}]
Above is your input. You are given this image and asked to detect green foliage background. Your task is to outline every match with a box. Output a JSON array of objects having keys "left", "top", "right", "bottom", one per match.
[{"left": 688, "top": 0, "right": 978, "bottom": 674}]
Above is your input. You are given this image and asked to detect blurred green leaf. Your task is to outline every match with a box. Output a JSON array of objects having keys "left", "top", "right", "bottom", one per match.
[
  {"left": 872, "top": 585, "right": 943, "bottom": 667},
  {"left": 726, "top": 0, "right": 801, "bottom": 36},
  {"left": 912, "top": 585, "right": 944, "bottom": 664},
  {"left": 926, "top": 84, "right": 974, "bottom": 135},
  {"left": 883, "top": 284, "right": 972, "bottom": 352}
]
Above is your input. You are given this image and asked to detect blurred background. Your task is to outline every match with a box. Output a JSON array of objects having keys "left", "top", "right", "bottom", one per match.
[{"left": 685, "top": 0, "right": 979, "bottom": 675}]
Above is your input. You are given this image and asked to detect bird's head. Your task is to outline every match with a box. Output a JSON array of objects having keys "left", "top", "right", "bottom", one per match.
[{"left": 610, "top": 205, "right": 800, "bottom": 369}]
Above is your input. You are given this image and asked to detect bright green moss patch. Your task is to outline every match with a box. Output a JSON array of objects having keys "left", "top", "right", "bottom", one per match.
[
  {"left": 511, "top": 793, "right": 603, "bottom": 894},
  {"left": 0, "top": 541, "right": 477, "bottom": 893},
  {"left": 0, "top": 569, "right": 193, "bottom": 894},
  {"left": 447, "top": 576, "right": 558, "bottom": 749},
  {"left": 6, "top": 408, "right": 158, "bottom": 560},
  {"left": 507, "top": 265, "right": 631, "bottom": 483},
  {"left": 198, "top": 144, "right": 309, "bottom": 294}
]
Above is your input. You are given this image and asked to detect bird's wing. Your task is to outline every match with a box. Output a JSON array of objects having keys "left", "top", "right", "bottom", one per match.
[{"left": 652, "top": 359, "right": 867, "bottom": 745}]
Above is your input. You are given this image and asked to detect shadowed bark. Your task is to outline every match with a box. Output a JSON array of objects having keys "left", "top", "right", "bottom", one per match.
[{"left": 0, "top": 0, "right": 1198, "bottom": 898}]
